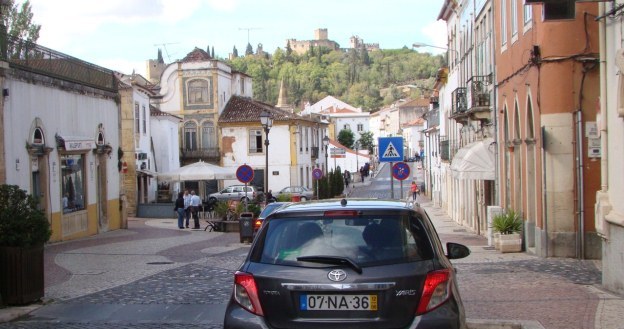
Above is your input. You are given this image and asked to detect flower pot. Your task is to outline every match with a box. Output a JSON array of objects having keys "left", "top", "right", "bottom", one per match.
[
  {"left": 0, "top": 245, "right": 45, "bottom": 305},
  {"left": 498, "top": 233, "right": 522, "bottom": 253}
]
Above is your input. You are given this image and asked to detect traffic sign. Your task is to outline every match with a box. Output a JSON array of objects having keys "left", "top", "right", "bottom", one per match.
[
  {"left": 392, "top": 162, "right": 411, "bottom": 181},
  {"left": 236, "top": 164, "right": 254, "bottom": 183},
  {"left": 378, "top": 137, "right": 403, "bottom": 162},
  {"left": 330, "top": 147, "right": 346, "bottom": 158},
  {"left": 312, "top": 168, "right": 323, "bottom": 180}
]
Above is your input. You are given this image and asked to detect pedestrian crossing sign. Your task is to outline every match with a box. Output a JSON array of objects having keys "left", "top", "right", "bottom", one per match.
[{"left": 378, "top": 137, "right": 403, "bottom": 162}]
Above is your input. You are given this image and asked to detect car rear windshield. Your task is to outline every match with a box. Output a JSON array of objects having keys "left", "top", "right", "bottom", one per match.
[{"left": 253, "top": 214, "right": 434, "bottom": 267}]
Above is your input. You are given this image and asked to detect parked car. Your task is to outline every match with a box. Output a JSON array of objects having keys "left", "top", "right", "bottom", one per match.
[
  {"left": 224, "top": 199, "right": 470, "bottom": 329},
  {"left": 276, "top": 186, "right": 314, "bottom": 201},
  {"left": 208, "top": 185, "right": 259, "bottom": 202},
  {"left": 253, "top": 202, "right": 290, "bottom": 236}
]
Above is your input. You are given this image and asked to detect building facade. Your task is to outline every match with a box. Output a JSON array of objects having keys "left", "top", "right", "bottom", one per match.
[{"left": 0, "top": 36, "right": 122, "bottom": 242}]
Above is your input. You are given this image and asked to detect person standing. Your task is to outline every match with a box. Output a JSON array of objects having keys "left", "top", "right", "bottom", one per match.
[
  {"left": 190, "top": 190, "right": 202, "bottom": 229},
  {"left": 174, "top": 192, "right": 185, "bottom": 229},
  {"left": 410, "top": 181, "right": 419, "bottom": 201},
  {"left": 183, "top": 189, "right": 191, "bottom": 228}
]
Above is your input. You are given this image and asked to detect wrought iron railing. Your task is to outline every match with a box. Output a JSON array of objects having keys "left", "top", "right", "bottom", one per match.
[
  {"left": 467, "top": 75, "right": 491, "bottom": 110},
  {"left": 0, "top": 34, "right": 116, "bottom": 92},
  {"left": 439, "top": 136, "right": 449, "bottom": 161},
  {"left": 180, "top": 147, "right": 220, "bottom": 159},
  {"left": 451, "top": 87, "right": 467, "bottom": 116}
]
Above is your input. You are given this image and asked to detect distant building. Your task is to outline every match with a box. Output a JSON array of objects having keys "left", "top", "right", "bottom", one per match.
[
  {"left": 287, "top": 28, "right": 340, "bottom": 55},
  {"left": 349, "top": 35, "right": 380, "bottom": 52}
]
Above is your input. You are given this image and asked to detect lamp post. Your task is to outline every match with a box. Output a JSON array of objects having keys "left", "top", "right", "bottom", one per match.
[
  {"left": 412, "top": 42, "right": 460, "bottom": 65},
  {"left": 354, "top": 140, "right": 360, "bottom": 176},
  {"left": 323, "top": 135, "right": 330, "bottom": 193},
  {"left": 260, "top": 110, "right": 273, "bottom": 195}
]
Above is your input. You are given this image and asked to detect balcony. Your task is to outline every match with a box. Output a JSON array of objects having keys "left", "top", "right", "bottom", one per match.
[
  {"left": 180, "top": 147, "right": 220, "bottom": 163},
  {"left": 467, "top": 75, "right": 492, "bottom": 122},
  {"left": 424, "top": 107, "right": 439, "bottom": 127},
  {"left": 0, "top": 34, "right": 116, "bottom": 93},
  {"left": 450, "top": 87, "right": 469, "bottom": 124},
  {"left": 311, "top": 146, "right": 319, "bottom": 159}
]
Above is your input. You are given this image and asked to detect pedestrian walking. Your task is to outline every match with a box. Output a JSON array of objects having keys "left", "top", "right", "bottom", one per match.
[
  {"left": 174, "top": 192, "right": 185, "bottom": 229},
  {"left": 410, "top": 181, "right": 419, "bottom": 201},
  {"left": 344, "top": 170, "right": 351, "bottom": 187},
  {"left": 183, "top": 189, "right": 191, "bottom": 228},
  {"left": 190, "top": 190, "right": 201, "bottom": 229},
  {"left": 360, "top": 167, "right": 365, "bottom": 182}
]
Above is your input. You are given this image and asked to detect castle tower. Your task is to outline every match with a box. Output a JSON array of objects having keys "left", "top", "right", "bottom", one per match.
[
  {"left": 315, "top": 28, "right": 328, "bottom": 40},
  {"left": 146, "top": 49, "right": 166, "bottom": 84}
]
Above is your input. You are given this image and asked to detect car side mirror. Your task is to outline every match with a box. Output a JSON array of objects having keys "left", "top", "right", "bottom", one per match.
[{"left": 446, "top": 242, "right": 470, "bottom": 260}]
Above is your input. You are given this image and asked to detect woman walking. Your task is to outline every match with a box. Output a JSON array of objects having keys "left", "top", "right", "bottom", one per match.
[
  {"left": 174, "top": 192, "right": 185, "bottom": 229},
  {"left": 410, "top": 181, "right": 419, "bottom": 201}
]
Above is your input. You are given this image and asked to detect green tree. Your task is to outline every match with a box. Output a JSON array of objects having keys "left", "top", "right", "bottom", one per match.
[
  {"left": 245, "top": 43, "right": 253, "bottom": 56},
  {"left": 358, "top": 131, "right": 375, "bottom": 154},
  {"left": 1, "top": 0, "right": 40, "bottom": 43},
  {"left": 232, "top": 46, "right": 238, "bottom": 58},
  {"left": 337, "top": 129, "right": 355, "bottom": 149}
]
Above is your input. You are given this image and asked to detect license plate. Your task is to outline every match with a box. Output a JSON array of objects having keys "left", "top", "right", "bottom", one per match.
[{"left": 300, "top": 294, "right": 378, "bottom": 311}]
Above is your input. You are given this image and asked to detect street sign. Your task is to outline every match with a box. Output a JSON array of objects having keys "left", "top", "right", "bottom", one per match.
[
  {"left": 330, "top": 147, "right": 346, "bottom": 158},
  {"left": 312, "top": 168, "right": 323, "bottom": 180},
  {"left": 392, "top": 162, "right": 411, "bottom": 181},
  {"left": 378, "top": 137, "right": 403, "bottom": 163},
  {"left": 236, "top": 164, "right": 254, "bottom": 183}
]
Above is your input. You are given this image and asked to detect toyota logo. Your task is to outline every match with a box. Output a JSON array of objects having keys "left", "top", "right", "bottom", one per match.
[{"left": 327, "top": 269, "right": 347, "bottom": 282}]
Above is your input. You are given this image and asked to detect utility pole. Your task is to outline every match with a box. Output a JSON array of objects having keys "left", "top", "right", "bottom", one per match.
[
  {"left": 153, "top": 43, "right": 179, "bottom": 62},
  {"left": 238, "top": 27, "right": 262, "bottom": 44}
]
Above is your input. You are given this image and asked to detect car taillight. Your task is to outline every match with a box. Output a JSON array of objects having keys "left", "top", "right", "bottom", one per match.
[
  {"left": 416, "top": 269, "right": 451, "bottom": 315},
  {"left": 234, "top": 271, "right": 264, "bottom": 316},
  {"left": 253, "top": 219, "right": 263, "bottom": 230}
]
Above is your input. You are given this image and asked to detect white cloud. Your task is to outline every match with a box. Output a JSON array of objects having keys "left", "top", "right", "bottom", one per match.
[{"left": 205, "top": 0, "right": 239, "bottom": 12}]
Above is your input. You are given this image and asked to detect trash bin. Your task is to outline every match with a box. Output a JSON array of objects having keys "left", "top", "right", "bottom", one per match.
[
  {"left": 291, "top": 195, "right": 301, "bottom": 202},
  {"left": 239, "top": 212, "right": 254, "bottom": 243}
]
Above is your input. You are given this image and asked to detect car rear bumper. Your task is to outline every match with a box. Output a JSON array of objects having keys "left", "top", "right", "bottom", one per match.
[{"left": 224, "top": 299, "right": 465, "bottom": 329}]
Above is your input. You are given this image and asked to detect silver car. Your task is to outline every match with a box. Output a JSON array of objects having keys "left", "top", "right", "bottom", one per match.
[
  {"left": 208, "top": 185, "right": 258, "bottom": 202},
  {"left": 276, "top": 186, "right": 314, "bottom": 201}
]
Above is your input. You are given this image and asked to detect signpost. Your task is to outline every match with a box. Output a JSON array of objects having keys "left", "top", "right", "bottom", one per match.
[
  {"left": 236, "top": 164, "right": 254, "bottom": 211},
  {"left": 312, "top": 168, "right": 323, "bottom": 199},
  {"left": 392, "top": 162, "right": 411, "bottom": 200},
  {"left": 378, "top": 137, "right": 404, "bottom": 199}
]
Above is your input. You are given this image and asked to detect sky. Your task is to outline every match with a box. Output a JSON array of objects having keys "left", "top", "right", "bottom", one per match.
[{"left": 27, "top": 0, "right": 448, "bottom": 77}]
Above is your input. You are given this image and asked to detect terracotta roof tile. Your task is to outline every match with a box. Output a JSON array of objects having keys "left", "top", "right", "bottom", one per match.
[
  {"left": 182, "top": 47, "right": 212, "bottom": 62},
  {"left": 219, "top": 95, "right": 313, "bottom": 124}
]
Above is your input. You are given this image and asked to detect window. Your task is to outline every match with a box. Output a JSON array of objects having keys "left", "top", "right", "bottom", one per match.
[
  {"left": 343, "top": 124, "right": 351, "bottom": 130},
  {"left": 134, "top": 102, "right": 140, "bottom": 134},
  {"left": 357, "top": 124, "right": 363, "bottom": 132},
  {"left": 61, "top": 154, "right": 85, "bottom": 214},
  {"left": 501, "top": 0, "right": 508, "bottom": 46},
  {"left": 184, "top": 121, "right": 197, "bottom": 151},
  {"left": 511, "top": 0, "right": 518, "bottom": 37},
  {"left": 142, "top": 105, "right": 147, "bottom": 134},
  {"left": 543, "top": 0, "right": 574, "bottom": 20},
  {"left": 249, "top": 129, "right": 263, "bottom": 153},
  {"left": 201, "top": 122, "right": 216, "bottom": 150},
  {"left": 524, "top": 0, "right": 533, "bottom": 25},
  {"left": 187, "top": 79, "right": 209, "bottom": 105}
]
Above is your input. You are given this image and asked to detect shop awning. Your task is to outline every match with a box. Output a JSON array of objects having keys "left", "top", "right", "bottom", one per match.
[
  {"left": 450, "top": 138, "right": 496, "bottom": 180},
  {"left": 137, "top": 169, "right": 157, "bottom": 177}
]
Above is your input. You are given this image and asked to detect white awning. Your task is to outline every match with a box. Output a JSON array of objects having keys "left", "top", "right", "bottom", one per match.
[{"left": 450, "top": 138, "right": 496, "bottom": 180}]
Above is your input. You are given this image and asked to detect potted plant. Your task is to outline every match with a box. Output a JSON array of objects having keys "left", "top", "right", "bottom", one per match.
[
  {"left": 0, "top": 184, "right": 52, "bottom": 305},
  {"left": 492, "top": 209, "right": 522, "bottom": 253}
]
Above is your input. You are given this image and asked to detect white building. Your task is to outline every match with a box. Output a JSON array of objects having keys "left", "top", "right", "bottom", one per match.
[
  {"left": 0, "top": 40, "right": 121, "bottom": 243},
  {"left": 302, "top": 96, "right": 370, "bottom": 142}
]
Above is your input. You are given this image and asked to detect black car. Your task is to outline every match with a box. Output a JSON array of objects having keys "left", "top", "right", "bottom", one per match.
[
  {"left": 253, "top": 202, "right": 291, "bottom": 235},
  {"left": 224, "top": 199, "right": 470, "bottom": 329}
]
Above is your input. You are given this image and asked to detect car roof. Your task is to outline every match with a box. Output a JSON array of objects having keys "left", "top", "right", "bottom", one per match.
[{"left": 272, "top": 198, "right": 417, "bottom": 215}]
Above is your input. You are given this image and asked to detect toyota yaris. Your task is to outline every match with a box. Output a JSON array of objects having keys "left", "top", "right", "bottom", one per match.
[{"left": 224, "top": 199, "right": 470, "bottom": 329}]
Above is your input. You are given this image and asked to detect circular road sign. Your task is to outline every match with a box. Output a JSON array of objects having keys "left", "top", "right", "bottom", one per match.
[
  {"left": 312, "top": 168, "right": 324, "bottom": 180},
  {"left": 392, "top": 162, "right": 411, "bottom": 181},
  {"left": 236, "top": 164, "right": 254, "bottom": 184}
]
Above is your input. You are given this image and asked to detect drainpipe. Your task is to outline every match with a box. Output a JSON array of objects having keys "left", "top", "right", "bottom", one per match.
[
  {"left": 575, "top": 109, "right": 585, "bottom": 259},
  {"left": 598, "top": 2, "right": 608, "bottom": 194}
]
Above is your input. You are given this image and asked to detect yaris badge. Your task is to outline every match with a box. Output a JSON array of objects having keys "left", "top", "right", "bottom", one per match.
[{"left": 327, "top": 269, "right": 347, "bottom": 282}]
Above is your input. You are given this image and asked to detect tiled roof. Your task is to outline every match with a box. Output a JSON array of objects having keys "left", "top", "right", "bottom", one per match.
[
  {"left": 182, "top": 47, "right": 212, "bottom": 62},
  {"left": 219, "top": 96, "right": 311, "bottom": 124}
]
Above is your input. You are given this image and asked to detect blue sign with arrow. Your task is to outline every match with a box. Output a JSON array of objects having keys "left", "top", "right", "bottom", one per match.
[{"left": 378, "top": 137, "right": 403, "bottom": 163}]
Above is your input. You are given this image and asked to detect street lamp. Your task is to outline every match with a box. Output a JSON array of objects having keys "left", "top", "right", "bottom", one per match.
[
  {"left": 260, "top": 110, "right": 273, "bottom": 195},
  {"left": 412, "top": 42, "right": 460, "bottom": 64},
  {"left": 323, "top": 135, "right": 330, "bottom": 175},
  {"left": 354, "top": 140, "right": 360, "bottom": 176}
]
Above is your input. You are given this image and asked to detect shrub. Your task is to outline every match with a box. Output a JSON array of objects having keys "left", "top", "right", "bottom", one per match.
[
  {"left": 492, "top": 210, "right": 522, "bottom": 235},
  {"left": 0, "top": 185, "right": 52, "bottom": 247}
]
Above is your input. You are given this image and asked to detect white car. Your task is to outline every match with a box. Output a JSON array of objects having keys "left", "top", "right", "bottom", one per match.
[
  {"left": 276, "top": 186, "right": 314, "bottom": 201},
  {"left": 208, "top": 185, "right": 258, "bottom": 202}
]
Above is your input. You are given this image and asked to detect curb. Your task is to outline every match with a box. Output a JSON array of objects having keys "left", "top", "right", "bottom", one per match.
[
  {"left": 0, "top": 304, "right": 41, "bottom": 323},
  {"left": 467, "top": 319, "right": 545, "bottom": 329}
]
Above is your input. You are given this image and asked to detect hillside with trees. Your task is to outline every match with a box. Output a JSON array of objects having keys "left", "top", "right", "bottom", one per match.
[{"left": 228, "top": 45, "right": 444, "bottom": 111}]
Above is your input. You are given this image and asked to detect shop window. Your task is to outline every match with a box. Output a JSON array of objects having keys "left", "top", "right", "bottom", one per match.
[{"left": 61, "top": 154, "right": 85, "bottom": 213}]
